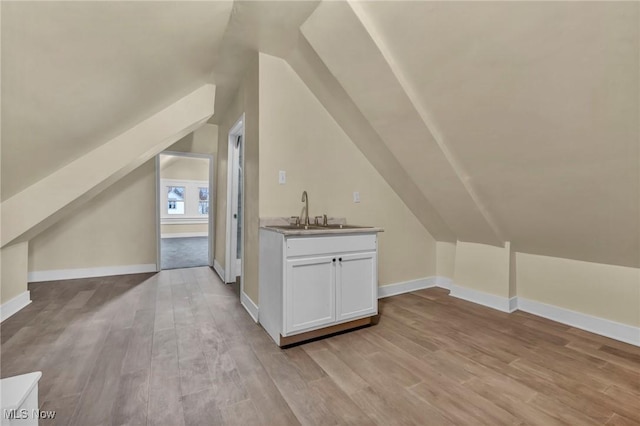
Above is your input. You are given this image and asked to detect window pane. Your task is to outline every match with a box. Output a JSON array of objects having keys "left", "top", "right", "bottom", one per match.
[
  {"left": 199, "top": 201, "right": 209, "bottom": 215},
  {"left": 167, "top": 186, "right": 185, "bottom": 215},
  {"left": 199, "top": 188, "right": 209, "bottom": 201},
  {"left": 168, "top": 186, "right": 185, "bottom": 200},
  {"left": 168, "top": 201, "right": 185, "bottom": 215}
]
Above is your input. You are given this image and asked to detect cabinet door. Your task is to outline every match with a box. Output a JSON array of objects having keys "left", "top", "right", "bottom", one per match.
[
  {"left": 285, "top": 255, "right": 336, "bottom": 334},
  {"left": 336, "top": 251, "right": 377, "bottom": 322}
]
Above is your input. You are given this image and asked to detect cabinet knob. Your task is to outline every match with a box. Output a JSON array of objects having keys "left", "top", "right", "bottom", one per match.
[
  {"left": 332, "top": 258, "right": 336, "bottom": 263},
  {"left": 339, "top": 257, "right": 342, "bottom": 262}
]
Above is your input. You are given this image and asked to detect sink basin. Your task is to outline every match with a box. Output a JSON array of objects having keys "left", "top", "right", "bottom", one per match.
[
  {"left": 268, "top": 225, "right": 324, "bottom": 230},
  {"left": 321, "top": 224, "right": 372, "bottom": 229},
  {"left": 267, "top": 224, "right": 373, "bottom": 231}
]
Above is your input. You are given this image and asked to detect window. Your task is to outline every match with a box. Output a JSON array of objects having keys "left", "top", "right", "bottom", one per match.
[
  {"left": 198, "top": 187, "right": 209, "bottom": 215},
  {"left": 161, "top": 179, "right": 209, "bottom": 224},
  {"left": 167, "top": 186, "right": 185, "bottom": 215}
]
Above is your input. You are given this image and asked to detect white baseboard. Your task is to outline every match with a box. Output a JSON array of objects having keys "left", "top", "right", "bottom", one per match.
[
  {"left": 1, "top": 291, "right": 31, "bottom": 322},
  {"left": 435, "top": 276, "right": 452, "bottom": 290},
  {"left": 241, "top": 291, "right": 259, "bottom": 323},
  {"left": 161, "top": 232, "right": 208, "bottom": 239},
  {"left": 509, "top": 296, "right": 519, "bottom": 313},
  {"left": 375, "top": 275, "right": 638, "bottom": 347},
  {"left": 378, "top": 277, "right": 438, "bottom": 299},
  {"left": 449, "top": 284, "right": 517, "bottom": 313},
  {"left": 517, "top": 298, "right": 640, "bottom": 347},
  {"left": 28, "top": 264, "right": 158, "bottom": 283},
  {"left": 213, "top": 260, "right": 225, "bottom": 281}
]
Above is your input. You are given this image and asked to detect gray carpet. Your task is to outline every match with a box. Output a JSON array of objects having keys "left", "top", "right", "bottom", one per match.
[{"left": 161, "top": 237, "right": 209, "bottom": 270}]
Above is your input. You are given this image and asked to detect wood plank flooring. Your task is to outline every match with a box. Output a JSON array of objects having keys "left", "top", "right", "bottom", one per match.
[{"left": 2, "top": 267, "right": 639, "bottom": 425}]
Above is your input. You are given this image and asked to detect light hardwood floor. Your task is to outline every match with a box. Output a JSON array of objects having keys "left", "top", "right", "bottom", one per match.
[{"left": 1, "top": 267, "right": 639, "bottom": 425}]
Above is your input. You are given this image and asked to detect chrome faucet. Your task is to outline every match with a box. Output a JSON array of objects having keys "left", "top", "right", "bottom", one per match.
[{"left": 301, "top": 190, "right": 310, "bottom": 226}]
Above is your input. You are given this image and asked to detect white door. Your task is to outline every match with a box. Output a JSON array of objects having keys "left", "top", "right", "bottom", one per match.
[
  {"left": 230, "top": 135, "right": 242, "bottom": 277},
  {"left": 285, "top": 255, "right": 336, "bottom": 334},
  {"left": 225, "top": 116, "right": 243, "bottom": 284},
  {"left": 336, "top": 251, "right": 377, "bottom": 322}
]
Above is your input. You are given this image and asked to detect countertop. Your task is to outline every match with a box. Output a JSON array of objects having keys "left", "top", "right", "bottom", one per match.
[
  {"left": 259, "top": 217, "right": 383, "bottom": 236},
  {"left": 260, "top": 225, "right": 384, "bottom": 236}
]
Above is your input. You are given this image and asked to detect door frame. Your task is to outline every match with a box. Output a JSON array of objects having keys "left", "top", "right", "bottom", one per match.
[
  {"left": 155, "top": 151, "right": 215, "bottom": 271},
  {"left": 225, "top": 114, "right": 245, "bottom": 285}
]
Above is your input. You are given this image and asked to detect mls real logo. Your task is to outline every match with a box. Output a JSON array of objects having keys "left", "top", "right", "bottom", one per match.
[{"left": 3, "top": 409, "right": 56, "bottom": 420}]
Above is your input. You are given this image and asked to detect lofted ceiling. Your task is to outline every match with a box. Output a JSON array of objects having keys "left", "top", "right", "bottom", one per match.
[
  {"left": 209, "top": 0, "right": 320, "bottom": 124},
  {"left": 1, "top": 1, "right": 637, "bottom": 268},
  {"left": 356, "top": 1, "right": 639, "bottom": 267},
  {"left": 1, "top": 1, "right": 233, "bottom": 200},
  {"left": 296, "top": 0, "right": 639, "bottom": 267},
  {"left": 1, "top": 1, "right": 321, "bottom": 200}
]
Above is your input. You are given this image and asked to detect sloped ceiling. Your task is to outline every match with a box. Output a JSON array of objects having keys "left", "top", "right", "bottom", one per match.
[
  {"left": 1, "top": 1, "right": 321, "bottom": 196},
  {"left": 356, "top": 1, "right": 639, "bottom": 267},
  {"left": 287, "top": 36, "right": 456, "bottom": 241},
  {"left": 300, "top": 2, "right": 504, "bottom": 246},
  {"left": 1, "top": 1, "right": 232, "bottom": 200},
  {"left": 209, "top": 0, "right": 320, "bottom": 124},
  {"left": 296, "top": 1, "right": 639, "bottom": 267},
  {"left": 2, "top": 1, "right": 637, "bottom": 268}
]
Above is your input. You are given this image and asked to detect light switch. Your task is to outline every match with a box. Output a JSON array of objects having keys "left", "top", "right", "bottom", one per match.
[
  {"left": 353, "top": 191, "right": 360, "bottom": 203},
  {"left": 279, "top": 171, "right": 286, "bottom": 184}
]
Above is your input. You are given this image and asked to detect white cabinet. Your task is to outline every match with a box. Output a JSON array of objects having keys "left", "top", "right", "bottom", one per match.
[
  {"left": 259, "top": 230, "right": 379, "bottom": 346},
  {"left": 336, "top": 251, "right": 377, "bottom": 322},
  {"left": 1, "top": 372, "right": 42, "bottom": 426},
  {"left": 285, "top": 255, "right": 336, "bottom": 333}
]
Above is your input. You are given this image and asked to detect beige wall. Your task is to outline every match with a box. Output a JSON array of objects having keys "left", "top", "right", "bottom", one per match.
[
  {"left": 258, "top": 53, "right": 436, "bottom": 288},
  {"left": 215, "top": 54, "right": 260, "bottom": 305},
  {"left": 2, "top": 85, "right": 215, "bottom": 250},
  {"left": 29, "top": 161, "right": 157, "bottom": 271},
  {"left": 509, "top": 249, "right": 517, "bottom": 298},
  {"left": 159, "top": 155, "right": 209, "bottom": 181},
  {"left": 214, "top": 95, "right": 239, "bottom": 268},
  {"left": 436, "top": 242, "right": 456, "bottom": 279},
  {"left": 27, "top": 124, "right": 218, "bottom": 274},
  {"left": 168, "top": 123, "right": 218, "bottom": 156},
  {"left": 449, "top": 242, "right": 640, "bottom": 327},
  {"left": 517, "top": 252, "right": 640, "bottom": 327},
  {"left": 244, "top": 56, "right": 260, "bottom": 303},
  {"left": 160, "top": 223, "right": 208, "bottom": 236},
  {"left": 1, "top": 242, "right": 28, "bottom": 304},
  {"left": 453, "top": 241, "right": 510, "bottom": 298}
]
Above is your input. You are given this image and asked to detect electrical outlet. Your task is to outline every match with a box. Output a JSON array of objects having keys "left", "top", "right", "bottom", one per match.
[
  {"left": 279, "top": 171, "right": 286, "bottom": 184},
  {"left": 353, "top": 191, "right": 360, "bottom": 203}
]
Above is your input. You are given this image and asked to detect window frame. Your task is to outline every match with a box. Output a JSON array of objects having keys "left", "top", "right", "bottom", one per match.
[{"left": 160, "top": 178, "right": 209, "bottom": 224}]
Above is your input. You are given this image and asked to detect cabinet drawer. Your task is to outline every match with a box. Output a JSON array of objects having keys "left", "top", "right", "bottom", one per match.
[{"left": 286, "top": 234, "right": 376, "bottom": 257}]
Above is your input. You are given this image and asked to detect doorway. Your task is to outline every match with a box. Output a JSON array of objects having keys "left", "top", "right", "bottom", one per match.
[
  {"left": 156, "top": 152, "right": 214, "bottom": 270},
  {"left": 225, "top": 115, "right": 244, "bottom": 286}
]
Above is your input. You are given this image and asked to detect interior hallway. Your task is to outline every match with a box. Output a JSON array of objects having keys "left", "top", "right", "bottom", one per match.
[{"left": 1, "top": 268, "right": 639, "bottom": 425}]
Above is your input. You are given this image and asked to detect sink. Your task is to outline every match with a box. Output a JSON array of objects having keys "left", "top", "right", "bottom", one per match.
[
  {"left": 267, "top": 224, "right": 372, "bottom": 231},
  {"left": 268, "top": 225, "right": 324, "bottom": 230},
  {"left": 321, "top": 224, "right": 372, "bottom": 229}
]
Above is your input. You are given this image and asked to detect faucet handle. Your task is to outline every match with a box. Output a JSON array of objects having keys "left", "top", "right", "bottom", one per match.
[
  {"left": 323, "top": 214, "right": 328, "bottom": 226},
  {"left": 290, "top": 216, "right": 300, "bottom": 226}
]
